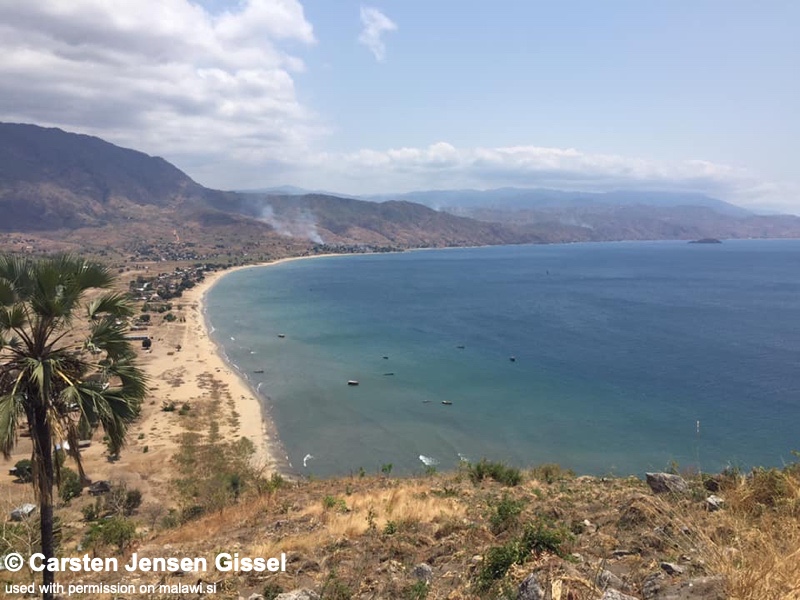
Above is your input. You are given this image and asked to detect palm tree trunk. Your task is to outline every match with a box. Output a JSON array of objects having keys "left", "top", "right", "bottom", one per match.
[{"left": 33, "top": 409, "right": 55, "bottom": 600}]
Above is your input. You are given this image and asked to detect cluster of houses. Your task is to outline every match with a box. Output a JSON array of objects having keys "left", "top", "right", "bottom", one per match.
[{"left": 128, "top": 265, "right": 211, "bottom": 303}]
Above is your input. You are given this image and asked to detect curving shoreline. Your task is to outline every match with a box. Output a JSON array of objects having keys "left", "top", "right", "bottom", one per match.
[{"left": 184, "top": 254, "right": 346, "bottom": 475}]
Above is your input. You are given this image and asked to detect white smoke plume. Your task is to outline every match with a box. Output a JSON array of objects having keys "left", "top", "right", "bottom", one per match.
[{"left": 259, "top": 205, "right": 324, "bottom": 244}]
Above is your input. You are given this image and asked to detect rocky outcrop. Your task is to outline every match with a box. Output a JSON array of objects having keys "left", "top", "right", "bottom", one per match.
[{"left": 646, "top": 473, "right": 689, "bottom": 495}]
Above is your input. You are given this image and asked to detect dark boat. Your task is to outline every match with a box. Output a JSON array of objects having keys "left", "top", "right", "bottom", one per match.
[
  {"left": 278, "top": 333, "right": 286, "bottom": 338},
  {"left": 441, "top": 400, "right": 453, "bottom": 405},
  {"left": 253, "top": 369, "right": 265, "bottom": 374},
  {"left": 347, "top": 380, "right": 359, "bottom": 386}
]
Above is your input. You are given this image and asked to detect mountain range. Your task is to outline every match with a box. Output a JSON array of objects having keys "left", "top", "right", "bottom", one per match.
[{"left": 2, "top": 122, "right": 800, "bottom": 257}]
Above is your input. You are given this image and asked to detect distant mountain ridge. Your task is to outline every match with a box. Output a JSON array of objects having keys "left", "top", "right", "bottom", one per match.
[
  {"left": 0, "top": 122, "right": 538, "bottom": 248},
  {"left": 371, "top": 187, "right": 752, "bottom": 216},
  {"left": 1, "top": 122, "right": 800, "bottom": 250}
]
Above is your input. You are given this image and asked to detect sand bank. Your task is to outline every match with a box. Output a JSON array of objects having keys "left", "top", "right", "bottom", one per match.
[{"left": 148, "top": 255, "right": 343, "bottom": 474}]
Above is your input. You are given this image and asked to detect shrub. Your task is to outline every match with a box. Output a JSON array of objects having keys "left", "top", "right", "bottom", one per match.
[
  {"left": 474, "top": 516, "right": 571, "bottom": 592},
  {"left": 531, "top": 463, "right": 574, "bottom": 484},
  {"left": 383, "top": 520, "right": 398, "bottom": 535},
  {"left": 490, "top": 494, "right": 525, "bottom": 534},
  {"left": 519, "top": 518, "right": 571, "bottom": 557},
  {"left": 475, "top": 541, "right": 522, "bottom": 591},
  {"left": 468, "top": 459, "right": 522, "bottom": 487},
  {"left": 320, "top": 572, "right": 353, "bottom": 600},
  {"left": 98, "top": 517, "right": 136, "bottom": 552},
  {"left": 58, "top": 468, "right": 82, "bottom": 503},
  {"left": 124, "top": 489, "right": 143, "bottom": 514},
  {"left": 402, "top": 580, "right": 429, "bottom": 600},
  {"left": 262, "top": 582, "right": 284, "bottom": 600},
  {"left": 81, "top": 499, "right": 102, "bottom": 522},
  {"left": 322, "top": 495, "right": 348, "bottom": 513},
  {"left": 14, "top": 459, "right": 33, "bottom": 483}
]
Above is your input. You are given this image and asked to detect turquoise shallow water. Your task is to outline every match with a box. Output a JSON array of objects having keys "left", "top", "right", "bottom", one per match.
[{"left": 205, "top": 240, "right": 800, "bottom": 477}]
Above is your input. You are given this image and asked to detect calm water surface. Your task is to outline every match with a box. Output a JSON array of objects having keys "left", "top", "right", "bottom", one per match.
[{"left": 206, "top": 240, "right": 800, "bottom": 477}]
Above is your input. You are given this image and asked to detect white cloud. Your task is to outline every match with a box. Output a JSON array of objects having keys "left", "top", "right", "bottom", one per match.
[
  {"left": 0, "top": 0, "right": 320, "bottom": 170},
  {"left": 358, "top": 6, "right": 397, "bottom": 62},
  {"left": 285, "top": 142, "right": 793, "bottom": 211}
]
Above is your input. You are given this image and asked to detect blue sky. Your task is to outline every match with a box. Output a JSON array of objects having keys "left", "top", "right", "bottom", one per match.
[{"left": 0, "top": 1, "right": 797, "bottom": 211}]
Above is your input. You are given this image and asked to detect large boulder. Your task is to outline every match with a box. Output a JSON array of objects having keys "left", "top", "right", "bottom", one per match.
[{"left": 646, "top": 473, "right": 689, "bottom": 495}]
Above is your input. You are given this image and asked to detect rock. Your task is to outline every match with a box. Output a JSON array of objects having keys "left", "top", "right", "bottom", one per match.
[
  {"left": 601, "top": 590, "right": 639, "bottom": 600},
  {"left": 88, "top": 480, "right": 112, "bottom": 495},
  {"left": 702, "top": 476, "right": 721, "bottom": 492},
  {"left": 248, "top": 595, "right": 265, "bottom": 600},
  {"left": 274, "top": 591, "right": 320, "bottom": 600},
  {"left": 518, "top": 573, "right": 545, "bottom": 600},
  {"left": 660, "top": 562, "right": 685, "bottom": 575},
  {"left": 598, "top": 569, "right": 625, "bottom": 590},
  {"left": 649, "top": 576, "right": 726, "bottom": 600},
  {"left": 646, "top": 473, "right": 689, "bottom": 495},
  {"left": 412, "top": 563, "right": 433, "bottom": 583},
  {"left": 612, "top": 549, "right": 639, "bottom": 558},
  {"left": 643, "top": 572, "right": 666, "bottom": 599},
  {"left": 705, "top": 495, "right": 725, "bottom": 512},
  {"left": 10, "top": 503, "right": 36, "bottom": 521}
]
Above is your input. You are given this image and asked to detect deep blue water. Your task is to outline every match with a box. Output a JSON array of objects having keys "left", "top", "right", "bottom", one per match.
[{"left": 205, "top": 240, "right": 800, "bottom": 477}]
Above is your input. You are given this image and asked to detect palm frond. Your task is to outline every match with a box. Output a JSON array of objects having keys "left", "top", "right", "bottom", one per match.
[
  {"left": 87, "top": 292, "right": 133, "bottom": 320},
  {"left": 0, "top": 304, "right": 27, "bottom": 332},
  {"left": 0, "top": 393, "right": 23, "bottom": 458},
  {"left": 85, "top": 317, "right": 135, "bottom": 360},
  {"left": 0, "top": 278, "right": 16, "bottom": 306}
]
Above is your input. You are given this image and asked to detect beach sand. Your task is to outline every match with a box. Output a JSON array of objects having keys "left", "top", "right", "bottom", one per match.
[{"left": 0, "top": 255, "right": 337, "bottom": 508}]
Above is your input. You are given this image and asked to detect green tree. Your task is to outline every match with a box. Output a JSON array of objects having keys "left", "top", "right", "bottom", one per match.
[{"left": 0, "top": 255, "right": 147, "bottom": 599}]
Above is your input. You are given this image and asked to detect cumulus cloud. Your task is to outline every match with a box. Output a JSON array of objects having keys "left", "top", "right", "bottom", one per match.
[
  {"left": 358, "top": 6, "right": 397, "bottom": 61},
  {"left": 0, "top": 0, "right": 320, "bottom": 174}
]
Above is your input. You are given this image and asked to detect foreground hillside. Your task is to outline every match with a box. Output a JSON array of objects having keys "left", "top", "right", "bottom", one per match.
[{"left": 3, "top": 458, "right": 799, "bottom": 600}]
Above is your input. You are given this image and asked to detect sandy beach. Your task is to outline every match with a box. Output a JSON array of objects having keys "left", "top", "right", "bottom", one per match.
[{"left": 139, "top": 254, "right": 342, "bottom": 476}]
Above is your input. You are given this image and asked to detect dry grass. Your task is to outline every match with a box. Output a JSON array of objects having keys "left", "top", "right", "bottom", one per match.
[{"left": 703, "top": 469, "right": 800, "bottom": 600}]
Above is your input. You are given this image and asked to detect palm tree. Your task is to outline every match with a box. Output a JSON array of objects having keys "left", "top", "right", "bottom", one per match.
[{"left": 0, "top": 255, "right": 147, "bottom": 598}]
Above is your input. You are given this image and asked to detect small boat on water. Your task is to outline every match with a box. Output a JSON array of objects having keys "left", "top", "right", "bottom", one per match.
[
  {"left": 253, "top": 369, "right": 265, "bottom": 374},
  {"left": 456, "top": 345, "right": 466, "bottom": 349},
  {"left": 277, "top": 333, "right": 286, "bottom": 338},
  {"left": 441, "top": 400, "right": 453, "bottom": 405},
  {"left": 382, "top": 355, "right": 389, "bottom": 359},
  {"left": 383, "top": 372, "right": 395, "bottom": 376},
  {"left": 347, "top": 380, "right": 359, "bottom": 386},
  {"left": 422, "top": 400, "right": 432, "bottom": 404},
  {"left": 509, "top": 356, "right": 516, "bottom": 362}
]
